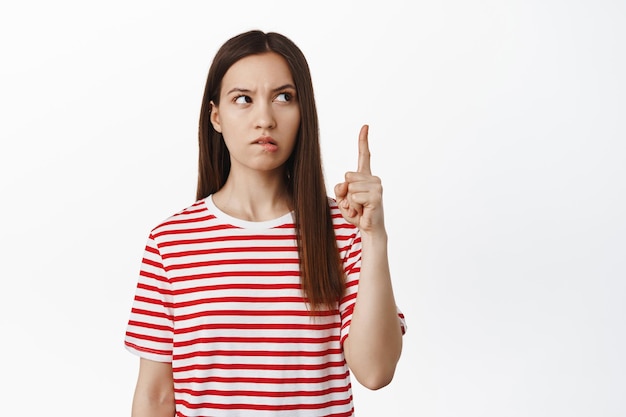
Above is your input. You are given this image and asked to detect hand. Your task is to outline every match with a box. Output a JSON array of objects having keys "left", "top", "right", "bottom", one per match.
[{"left": 334, "top": 124, "right": 385, "bottom": 234}]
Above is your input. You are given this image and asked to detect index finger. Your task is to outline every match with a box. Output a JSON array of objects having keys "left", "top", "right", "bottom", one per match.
[{"left": 357, "top": 124, "right": 371, "bottom": 174}]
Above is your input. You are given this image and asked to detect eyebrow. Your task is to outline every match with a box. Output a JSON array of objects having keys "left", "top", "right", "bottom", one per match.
[{"left": 225, "top": 84, "right": 297, "bottom": 95}]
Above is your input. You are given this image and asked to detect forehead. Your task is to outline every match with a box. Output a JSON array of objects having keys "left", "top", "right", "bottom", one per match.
[{"left": 221, "top": 52, "right": 294, "bottom": 91}]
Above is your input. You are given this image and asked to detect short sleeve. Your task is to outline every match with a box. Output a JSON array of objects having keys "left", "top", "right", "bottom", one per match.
[{"left": 124, "top": 233, "right": 174, "bottom": 362}]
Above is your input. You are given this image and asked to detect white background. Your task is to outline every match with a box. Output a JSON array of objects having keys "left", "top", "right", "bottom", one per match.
[{"left": 1, "top": 1, "right": 625, "bottom": 416}]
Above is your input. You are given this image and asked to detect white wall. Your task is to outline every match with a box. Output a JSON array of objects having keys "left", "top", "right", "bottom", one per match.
[{"left": 1, "top": 1, "right": 624, "bottom": 415}]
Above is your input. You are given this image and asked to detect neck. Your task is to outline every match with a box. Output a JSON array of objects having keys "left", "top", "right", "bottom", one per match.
[{"left": 212, "top": 170, "right": 291, "bottom": 222}]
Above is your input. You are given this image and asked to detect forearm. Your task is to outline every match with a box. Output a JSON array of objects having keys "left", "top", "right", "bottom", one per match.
[
  {"left": 344, "top": 229, "right": 403, "bottom": 390},
  {"left": 131, "top": 358, "right": 176, "bottom": 417},
  {"left": 131, "top": 394, "right": 176, "bottom": 417}
]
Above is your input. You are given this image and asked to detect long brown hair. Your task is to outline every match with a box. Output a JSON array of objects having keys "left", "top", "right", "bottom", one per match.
[{"left": 196, "top": 30, "right": 344, "bottom": 310}]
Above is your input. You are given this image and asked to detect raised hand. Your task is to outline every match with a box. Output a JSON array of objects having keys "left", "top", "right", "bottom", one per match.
[{"left": 334, "top": 124, "right": 385, "bottom": 234}]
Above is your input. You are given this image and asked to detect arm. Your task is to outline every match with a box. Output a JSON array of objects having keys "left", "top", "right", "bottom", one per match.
[
  {"left": 334, "top": 125, "right": 403, "bottom": 390},
  {"left": 131, "top": 358, "right": 176, "bottom": 417},
  {"left": 343, "top": 228, "right": 403, "bottom": 390}
]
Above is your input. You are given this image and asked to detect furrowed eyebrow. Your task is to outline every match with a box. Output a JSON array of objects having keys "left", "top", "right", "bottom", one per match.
[
  {"left": 226, "top": 87, "right": 251, "bottom": 95},
  {"left": 272, "top": 84, "right": 296, "bottom": 92},
  {"left": 225, "top": 84, "right": 296, "bottom": 96}
]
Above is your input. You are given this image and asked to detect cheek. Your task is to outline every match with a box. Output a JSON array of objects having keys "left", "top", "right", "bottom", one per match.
[
  {"left": 287, "top": 110, "right": 301, "bottom": 134},
  {"left": 219, "top": 113, "right": 244, "bottom": 134}
]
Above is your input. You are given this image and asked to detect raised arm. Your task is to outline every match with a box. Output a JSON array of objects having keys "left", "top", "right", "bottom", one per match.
[{"left": 334, "top": 124, "right": 403, "bottom": 390}]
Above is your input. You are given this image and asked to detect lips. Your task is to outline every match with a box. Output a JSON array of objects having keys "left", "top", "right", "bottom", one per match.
[
  {"left": 254, "top": 136, "right": 278, "bottom": 152},
  {"left": 254, "top": 136, "right": 276, "bottom": 145}
]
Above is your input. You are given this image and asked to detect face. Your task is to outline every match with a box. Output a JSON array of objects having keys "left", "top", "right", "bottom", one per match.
[{"left": 210, "top": 52, "right": 300, "bottom": 176}]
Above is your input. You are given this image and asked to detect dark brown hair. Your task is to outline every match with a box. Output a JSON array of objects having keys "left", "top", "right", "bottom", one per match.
[{"left": 196, "top": 30, "right": 344, "bottom": 310}]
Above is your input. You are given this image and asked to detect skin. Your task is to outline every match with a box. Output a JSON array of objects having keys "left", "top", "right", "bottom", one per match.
[
  {"left": 210, "top": 52, "right": 301, "bottom": 221},
  {"left": 131, "top": 359, "right": 175, "bottom": 417},
  {"left": 131, "top": 52, "right": 402, "bottom": 416},
  {"left": 334, "top": 124, "right": 403, "bottom": 389}
]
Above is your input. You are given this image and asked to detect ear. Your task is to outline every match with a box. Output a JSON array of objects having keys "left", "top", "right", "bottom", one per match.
[{"left": 209, "top": 101, "right": 222, "bottom": 133}]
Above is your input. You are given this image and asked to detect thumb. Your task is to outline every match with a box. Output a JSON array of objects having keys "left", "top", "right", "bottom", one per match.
[
  {"left": 334, "top": 181, "right": 348, "bottom": 202},
  {"left": 334, "top": 181, "right": 356, "bottom": 218}
]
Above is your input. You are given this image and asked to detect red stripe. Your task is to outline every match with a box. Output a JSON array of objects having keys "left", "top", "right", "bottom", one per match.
[
  {"left": 125, "top": 341, "right": 171, "bottom": 356},
  {"left": 158, "top": 234, "right": 297, "bottom": 248},
  {"left": 326, "top": 411, "right": 354, "bottom": 417},
  {"left": 340, "top": 292, "right": 357, "bottom": 308},
  {"left": 138, "top": 270, "right": 169, "bottom": 284},
  {"left": 173, "top": 348, "right": 342, "bottom": 360},
  {"left": 169, "top": 270, "right": 300, "bottom": 284},
  {"left": 174, "top": 321, "right": 339, "bottom": 334},
  {"left": 175, "top": 309, "right": 337, "bottom": 322},
  {"left": 132, "top": 295, "right": 173, "bottom": 308},
  {"left": 177, "top": 384, "right": 349, "bottom": 398},
  {"left": 174, "top": 296, "right": 306, "bottom": 308},
  {"left": 174, "top": 335, "right": 338, "bottom": 347},
  {"left": 174, "top": 371, "right": 349, "bottom": 384},
  {"left": 177, "top": 396, "right": 352, "bottom": 411},
  {"left": 162, "top": 245, "right": 299, "bottom": 259},
  {"left": 165, "top": 257, "right": 299, "bottom": 271},
  {"left": 126, "top": 331, "right": 172, "bottom": 344},
  {"left": 173, "top": 361, "right": 346, "bottom": 373},
  {"left": 160, "top": 213, "right": 217, "bottom": 226},
  {"left": 141, "top": 257, "right": 164, "bottom": 270},
  {"left": 144, "top": 245, "right": 159, "bottom": 255},
  {"left": 153, "top": 223, "right": 235, "bottom": 238},
  {"left": 135, "top": 282, "right": 172, "bottom": 296},
  {"left": 127, "top": 318, "right": 172, "bottom": 331},
  {"left": 172, "top": 282, "right": 301, "bottom": 296}
]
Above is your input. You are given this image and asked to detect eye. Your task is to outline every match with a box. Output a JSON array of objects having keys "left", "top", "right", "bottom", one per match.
[
  {"left": 234, "top": 95, "right": 251, "bottom": 104},
  {"left": 275, "top": 92, "right": 293, "bottom": 102}
]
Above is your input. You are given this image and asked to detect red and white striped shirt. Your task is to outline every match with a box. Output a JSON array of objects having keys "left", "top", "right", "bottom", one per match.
[{"left": 125, "top": 196, "right": 406, "bottom": 417}]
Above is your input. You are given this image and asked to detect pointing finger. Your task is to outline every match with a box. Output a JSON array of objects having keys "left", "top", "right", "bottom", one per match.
[{"left": 357, "top": 124, "right": 371, "bottom": 174}]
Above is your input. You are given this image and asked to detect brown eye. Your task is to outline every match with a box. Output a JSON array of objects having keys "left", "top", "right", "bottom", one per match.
[
  {"left": 234, "top": 95, "right": 252, "bottom": 104},
  {"left": 275, "top": 92, "right": 292, "bottom": 102}
]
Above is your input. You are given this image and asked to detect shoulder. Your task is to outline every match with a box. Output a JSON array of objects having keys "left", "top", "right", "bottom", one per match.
[{"left": 149, "top": 198, "right": 212, "bottom": 237}]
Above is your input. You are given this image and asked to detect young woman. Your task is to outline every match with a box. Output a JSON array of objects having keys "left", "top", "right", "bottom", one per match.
[{"left": 125, "top": 29, "right": 406, "bottom": 417}]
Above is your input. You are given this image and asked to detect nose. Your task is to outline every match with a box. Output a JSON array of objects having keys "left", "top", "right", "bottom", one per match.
[{"left": 254, "top": 102, "right": 276, "bottom": 129}]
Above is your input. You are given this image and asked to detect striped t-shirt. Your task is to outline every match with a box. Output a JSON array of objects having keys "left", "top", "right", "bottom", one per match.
[{"left": 125, "top": 196, "right": 406, "bottom": 417}]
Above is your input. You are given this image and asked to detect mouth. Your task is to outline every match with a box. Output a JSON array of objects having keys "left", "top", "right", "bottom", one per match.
[
  {"left": 254, "top": 136, "right": 277, "bottom": 145},
  {"left": 254, "top": 136, "right": 278, "bottom": 152}
]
